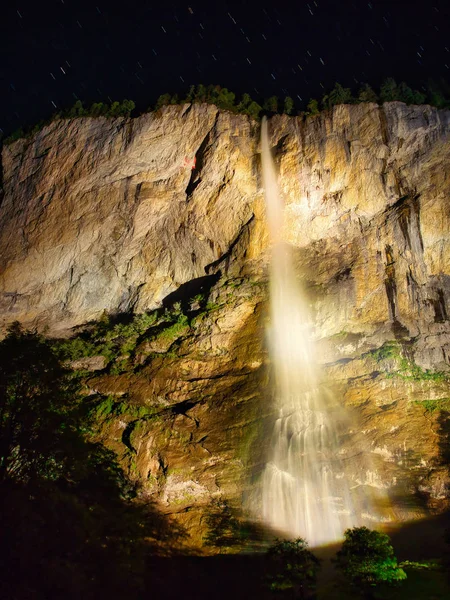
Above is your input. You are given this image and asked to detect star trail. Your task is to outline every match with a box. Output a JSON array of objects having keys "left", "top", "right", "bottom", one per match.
[{"left": 1, "top": 0, "right": 449, "bottom": 134}]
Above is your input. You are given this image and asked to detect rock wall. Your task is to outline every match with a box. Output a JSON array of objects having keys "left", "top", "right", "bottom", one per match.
[{"left": 1, "top": 102, "right": 450, "bottom": 549}]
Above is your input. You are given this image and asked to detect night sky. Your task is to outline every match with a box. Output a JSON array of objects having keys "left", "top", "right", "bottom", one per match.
[{"left": 1, "top": 0, "right": 450, "bottom": 135}]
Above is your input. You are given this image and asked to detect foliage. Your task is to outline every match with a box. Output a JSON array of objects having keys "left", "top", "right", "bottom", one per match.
[
  {"left": 89, "top": 394, "right": 159, "bottom": 422},
  {"left": 54, "top": 309, "right": 160, "bottom": 368},
  {"left": 336, "top": 527, "right": 406, "bottom": 595},
  {"left": 415, "top": 398, "right": 450, "bottom": 414},
  {"left": 283, "top": 96, "right": 294, "bottom": 115},
  {"left": 358, "top": 83, "right": 378, "bottom": 103},
  {"left": 203, "top": 500, "right": 255, "bottom": 550},
  {"left": 237, "top": 92, "right": 263, "bottom": 119},
  {"left": 366, "top": 341, "right": 449, "bottom": 385},
  {"left": 0, "top": 323, "right": 77, "bottom": 483},
  {"left": 54, "top": 303, "right": 195, "bottom": 375},
  {"left": 380, "top": 78, "right": 399, "bottom": 103},
  {"left": 265, "top": 538, "right": 320, "bottom": 597},
  {"left": 3, "top": 77, "right": 449, "bottom": 146},
  {"left": 154, "top": 92, "right": 173, "bottom": 110},
  {"left": 0, "top": 322, "right": 187, "bottom": 598},
  {"left": 2, "top": 99, "right": 135, "bottom": 145},
  {"left": 263, "top": 95, "right": 279, "bottom": 114},
  {"left": 367, "top": 341, "right": 401, "bottom": 362},
  {"left": 3, "top": 127, "right": 25, "bottom": 145},
  {"left": 306, "top": 98, "right": 320, "bottom": 115},
  {"left": 322, "top": 82, "right": 354, "bottom": 109}
]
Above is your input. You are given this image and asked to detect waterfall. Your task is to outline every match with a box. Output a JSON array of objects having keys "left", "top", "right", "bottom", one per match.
[{"left": 260, "top": 117, "right": 355, "bottom": 546}]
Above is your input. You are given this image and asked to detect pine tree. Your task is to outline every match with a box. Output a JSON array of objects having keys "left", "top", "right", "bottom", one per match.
[
  {"left": 246, "top": 100, "right": 262, "bottom": 119},
  {"left": 358, "top": 83, "right": 378, "bottom": 103},
  {"left": 194, "top": 84, "right": 207, "bottom": 102},
  {"left": 216, "top": 87, "right": 236, "bottom": 111},
  {"left": 186, "top": 85, "right": 196, "bottom": 103},
  {"left": 67, "top": 100, "right": 86, "bottom": 118},
  {"left": 154, "top": 93, "right": 172, "bottom": 110},
  {"left": 263, "top": 96, "right": 279, "bottom": 113},
  {"left": 119, "top": 99, "right": 135, "bottom": 116},
  {"left": 306, "top": 98, "right": 320, "bottom": 115},
  {"left": 89, "top": 102, "right": 108, "bottom": 117},
  {"left": 398, "top": 82, "right": 415, "bottom": 104},
  {"left": 380, "top": 78, "right": 399, "bottom": 102},
  {"left": 283, "top": 96, "right": 294, "bottom": 115},
  {"left": 412, "top": 89, "right": 426, "bottom": 105},
  {"left": 322, "top": 82, "right": 353, "bottom": 109}
]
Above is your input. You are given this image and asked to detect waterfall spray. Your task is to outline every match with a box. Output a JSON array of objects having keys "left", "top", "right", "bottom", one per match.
[{"left": 260, "top": 117, "right": 356, "bottom": 546}]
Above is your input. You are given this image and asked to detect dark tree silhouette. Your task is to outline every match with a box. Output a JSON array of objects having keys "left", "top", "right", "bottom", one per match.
[
  {"left": 265, "top": 538, "right": 320, "bottom": 598},
  {"left": 0, "top": 323, "right": 187, "bottom": 599}
]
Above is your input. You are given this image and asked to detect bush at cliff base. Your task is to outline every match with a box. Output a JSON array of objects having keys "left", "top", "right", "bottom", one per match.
[
  {"left": 265, "top": 537, "right": 320, "bottom": 597},
  {"left": 336, "top": 526, "right": 407, "bottom": 593}
]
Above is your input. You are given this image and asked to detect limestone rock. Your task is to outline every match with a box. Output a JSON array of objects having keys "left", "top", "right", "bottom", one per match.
[{"left": 1, "top": 102, "right": 450, "bottom": 548}]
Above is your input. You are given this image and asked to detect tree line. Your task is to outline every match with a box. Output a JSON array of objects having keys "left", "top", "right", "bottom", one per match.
[
  {"left": 2, "top": 98, "right": 136, "bottom": 145},
  {"left": 153, "top": 79, "right": 449, "bottom": 117},
  {"left": 2, "top": 78, "right": 450, "bottom": 146}
]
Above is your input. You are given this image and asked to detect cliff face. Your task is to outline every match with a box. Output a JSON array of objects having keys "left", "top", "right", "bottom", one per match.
[
  {"left": 0, "top": 104, "right": 262, "bottom": 332},
  {"left": 1, "top": 103, "right": 450, "bottom": 549}
]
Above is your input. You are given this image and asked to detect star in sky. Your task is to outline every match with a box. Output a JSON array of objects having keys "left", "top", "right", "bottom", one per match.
[{"left": 1, "top": 0, "right": 449, "bottom": 133}]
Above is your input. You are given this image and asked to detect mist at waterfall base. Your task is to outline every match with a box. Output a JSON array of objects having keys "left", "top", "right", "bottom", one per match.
[{"left": 259, "top": 117, "right": 359, "bottom": 547}]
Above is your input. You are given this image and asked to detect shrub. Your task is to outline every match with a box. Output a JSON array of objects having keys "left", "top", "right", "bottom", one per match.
[
  {"left": 336, "top": 527, "right": 406, "bottom": 596},
  {"left": 265, "top": 538, "right": 320, "bottom": 597}
]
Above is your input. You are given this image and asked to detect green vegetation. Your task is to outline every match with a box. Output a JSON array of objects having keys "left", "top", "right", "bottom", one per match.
[
  {"left": 54, "top": 305, "right": 192, "bottom": 372},
  {"left": 153, "top": 78, "right": 450, "bottom": 121},
  {"left": 319, "top": 560, "right": 448, "bottom": 599},
  {"left": 0, "top": 323, "right": 187, "bottom": 599},
  {"left": 366, "top": 341, "right": 450, "bottom": 385},
  {"left": 4, "top": 78, "right": 449, "bottom": 146},
  {"left": 3, "top": 98, "right": 135, "bottom": 145},
  {"left": 89, "top": 395, "right": 159, "bottom": 422},
  {"left": 414, "top": 398, "right": 450, "bottom": 414},
  {"left": 336, "top": 527, "right": 406, "bottom": 597},
  {"left": 1, "top": 325, "right": 449, "bottom": 597},
  {"left": 368, "top": 341, "right": 402, "bottom": 362},
  {"left": 265, "top": 538, "right": 320, "bottom": 597},
  {"left": 0, "top": 322, "right": 77, "bottom": 482}
]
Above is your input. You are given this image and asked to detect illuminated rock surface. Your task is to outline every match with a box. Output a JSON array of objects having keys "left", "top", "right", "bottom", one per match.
[{"left": 0, "top": 102, "right": 449, "bottom": 549}]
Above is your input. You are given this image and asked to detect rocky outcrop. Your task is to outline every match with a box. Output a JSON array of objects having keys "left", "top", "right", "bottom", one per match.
[
  {"left": 1, "top": 102, "right": 450, "bottom": 549},
  {"left": 0, "top": 105, "right": 263, "bottom": 333}
]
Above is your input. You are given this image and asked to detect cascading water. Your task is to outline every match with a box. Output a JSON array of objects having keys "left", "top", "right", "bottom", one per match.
[{"left": 260, "top": 117, "right": 356, "bottom": 546}]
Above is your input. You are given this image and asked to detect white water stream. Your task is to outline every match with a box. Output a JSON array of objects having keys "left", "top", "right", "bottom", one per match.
[{"left": 260, "top": 117, "right": 356, "bottom": 546}]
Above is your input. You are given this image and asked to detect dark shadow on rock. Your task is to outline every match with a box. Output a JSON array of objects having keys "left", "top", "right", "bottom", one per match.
[
  {"left": 202, "top": 500, "right": 271, "bottom": 553},
  {"left": 436, "top": 410, "right": 450, "bottom": 470},
  {"left": 162, "top": 272, "right": 221, "bottom": 313}
]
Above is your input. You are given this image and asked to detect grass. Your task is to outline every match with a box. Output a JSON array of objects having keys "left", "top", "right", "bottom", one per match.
[
  {"left": 365, "top": 341, "right": 450, "bottom": 384},
  {"left": 90, "top": 395, "right": 160, "bottom": 421},
  {"left": 366, "top": 341, "right": 402, "bottom": 362},
  {"left": 414, "top": 398, "right": 450, "bottom": 414},
  {"left": 155, "top": 314, "right": 189, "bottom": 343}
]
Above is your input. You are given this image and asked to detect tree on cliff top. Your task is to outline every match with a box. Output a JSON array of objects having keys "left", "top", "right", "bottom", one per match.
[
  {"left": 336, "top": 527, "right": 406, "bottom": 597},
  {"left": 322, "top": 82, "right": 354, "bottom": 109}
]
